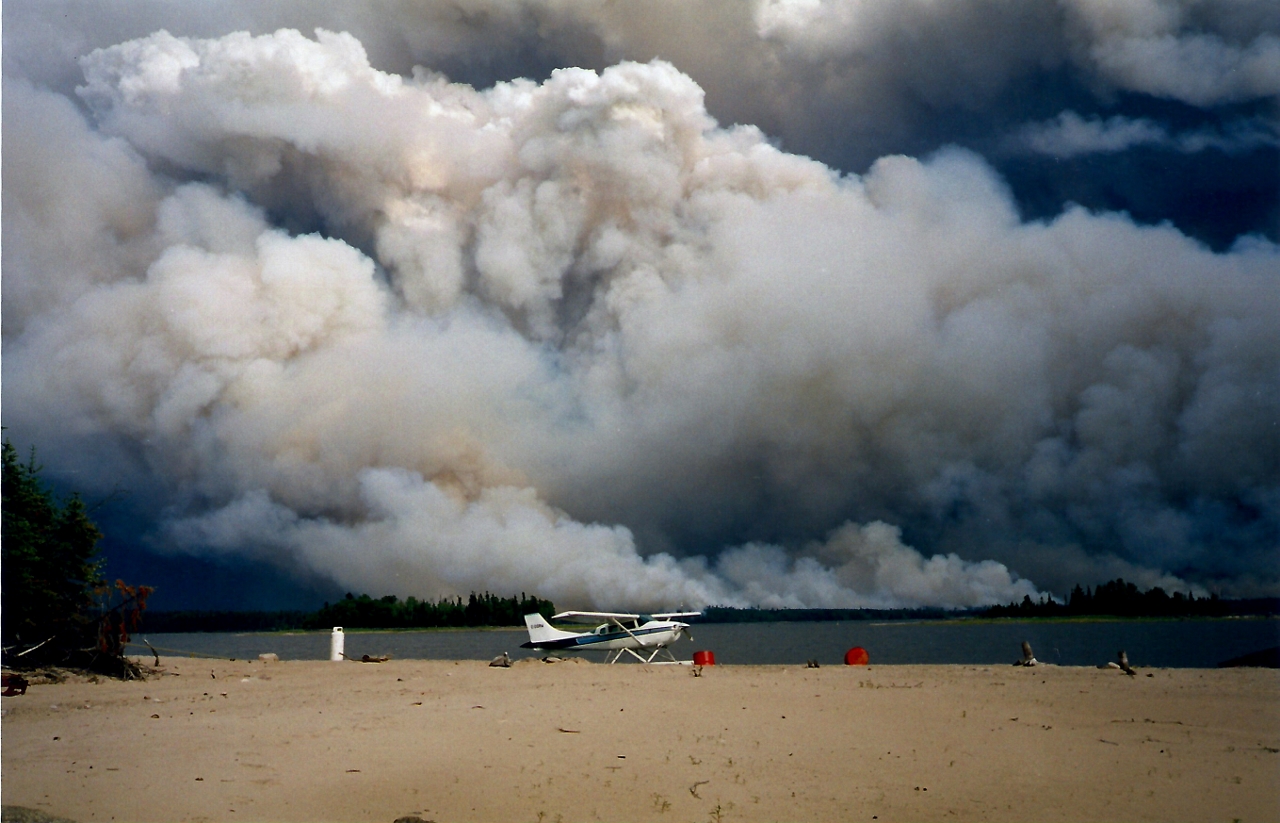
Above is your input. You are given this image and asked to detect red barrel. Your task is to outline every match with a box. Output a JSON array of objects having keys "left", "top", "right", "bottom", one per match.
[
  {"left": 844, "top": 646, "right": 869, "bottom": 665},
  {"left": 692, "top": 650, "right": 716, "bottom": 666}
]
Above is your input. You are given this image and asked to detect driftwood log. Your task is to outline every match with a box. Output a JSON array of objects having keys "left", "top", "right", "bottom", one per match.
[{"left": 1014, "top": 641, "right": 1037, "bottom": 666}]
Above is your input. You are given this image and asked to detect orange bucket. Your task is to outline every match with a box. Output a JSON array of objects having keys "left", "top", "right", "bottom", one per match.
[
  {"left": 692, "top": 650, "right": 716, "bottom": 666},
  {"left": 844, "top": 646, "right": 869, "bottom": 665}
]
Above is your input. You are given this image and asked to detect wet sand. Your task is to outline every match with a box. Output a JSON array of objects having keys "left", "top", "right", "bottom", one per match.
[{"left": 2, "top": 658, "right": 1277, "bottom": 822}]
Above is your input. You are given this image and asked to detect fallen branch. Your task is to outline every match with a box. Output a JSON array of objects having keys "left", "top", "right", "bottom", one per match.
[
  {"left": 13, "top": 635, "right": 59, "bottom": 658},
  {"left": 143, "top": 638, "right": 160, "bottom": 667}
]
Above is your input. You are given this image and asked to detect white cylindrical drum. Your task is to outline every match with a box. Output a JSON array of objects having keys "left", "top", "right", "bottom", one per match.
[{"left": 329, "top": 627, "right": 345, "bottom": 661}]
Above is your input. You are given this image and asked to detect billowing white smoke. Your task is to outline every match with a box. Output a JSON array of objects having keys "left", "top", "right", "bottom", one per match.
[
  {"left": 160, "top": 472, "right": 1037, "bottom": 609},
  {"left": 1009, "top": 111, "right": 1280, "bottom": 158},
  {"left": 9, "top": 1, "right": 1277, "bottom": 170},
  {"left": 1058, "top": 0, "right": 1280, "bottom": 106},
  {"left": 4, "top": 23, "right": 1277, "bottom": 607},
  {"left": 756, "top": 0, "right": 1280, "bottom": 106}
]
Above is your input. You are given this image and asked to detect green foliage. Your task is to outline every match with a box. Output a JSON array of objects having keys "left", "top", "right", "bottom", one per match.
[
  {"left": 308, "top": 591, "right": 556, "bottom": 630},
  {"left": 2, "top": 439, "right": 104, "bottom": 652},
  {"left": 2, "top": 439, "right": 152, "bottom": 676}
]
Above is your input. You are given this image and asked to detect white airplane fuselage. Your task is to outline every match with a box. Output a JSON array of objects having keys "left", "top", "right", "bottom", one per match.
[
  {"left": 523, "top": 616, "right": 686, "bottom": 651},
  {"left": 521, "top": 611, "right": 697, "bottom": 662}
]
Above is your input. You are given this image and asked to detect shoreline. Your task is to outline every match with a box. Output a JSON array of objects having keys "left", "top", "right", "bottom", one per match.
[
  {"left": 119, "top": 618, "right": 1280, "bottom": 670},
  {"left": 2, "top": 659, "right": 1276, "bottom": 822},
  {"left": 126, "top": 613, "right": 1280, "bottom": 643}
]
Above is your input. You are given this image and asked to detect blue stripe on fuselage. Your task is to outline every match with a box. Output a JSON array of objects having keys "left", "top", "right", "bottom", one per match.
[
  {"left": 522, "top": 624, "right": 677, "bottom": 651},
  {"left": 571, "top": 625, "right": 673, "bottom": 647}
]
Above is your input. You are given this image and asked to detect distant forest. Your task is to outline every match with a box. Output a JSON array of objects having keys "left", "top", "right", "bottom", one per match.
[
  {"left": 700, "top": 579, "right": 1279, "bottom": 623},
  {"left": 137, "top": 579, "right": 1279, "bottom": 633},
  {"left": 982, "top": 578, "right": 1279, "bottom": 619},
  {"left": 139, "top": 591, "right": 556, "bottom": 633},
  {"left": 698, "top": 606, "right": 960, "bottom": 623}
]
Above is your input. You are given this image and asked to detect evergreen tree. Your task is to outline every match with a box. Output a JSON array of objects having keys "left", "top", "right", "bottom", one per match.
[
  {"left": 2, "top": 439, "right": 104, "bottom": 653},
  {"left": 2, "top": 439, "right": 151, "bottom": 675}
]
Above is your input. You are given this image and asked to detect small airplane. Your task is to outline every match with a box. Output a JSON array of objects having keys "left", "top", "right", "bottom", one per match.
[{"left": 522, "top": 610, "right": 701, "bottom": 664}]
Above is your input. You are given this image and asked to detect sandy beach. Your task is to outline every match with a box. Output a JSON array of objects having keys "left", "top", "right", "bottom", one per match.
[{"left": 2, "top": 658, "right": 1276, "bottom": 822}]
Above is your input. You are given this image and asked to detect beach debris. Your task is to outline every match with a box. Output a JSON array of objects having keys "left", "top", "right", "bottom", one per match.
[
  {"left": 489, "top": 652, "right": 511, "bottom": 668},
  {"left": 1014, "top": 641, "right": 1037, "bottom": 667},
  {"left": 692, "top": 666, "right": 704, "bottom": 677},
  {"left": 557, "top": 727, "right": 580, "bottom": 733},
  {"left": 2, "top": 673, "right": 30, "bottom": 696},
  {"left": 257, "top": 653, "right": 279, "bottom": 663},
  {"left": 806, "top": 659, "right": 820, "bottom": 668},
  {"left": 357, "top": 654, "right": 390, "bottom": 664},
  {"left": 690, "top": 780, "right": 710, "bottom": 798},
  {"left": 392, "top": 817, "right": 435, "bottom": 823},
  {"left": 1117, "top": 650, "right": 1136, "bottom": 676}
]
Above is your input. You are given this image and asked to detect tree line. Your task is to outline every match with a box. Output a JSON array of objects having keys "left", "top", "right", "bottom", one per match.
[
  {"left": 702, "top": 581, "right": 1279, "bottom": 623},
  {"left": 310, "top": 590, "right": 556, "bottom": 629},
  {"left": 137, "top": 581, "right": 1280, "bottom": 633},
  {"left": 699, "top": 606, "right": 958, "bottom": 623},
  {"left": 982, "top": 578, "right": 1278, "bottom": 618},
  {"left": 139, "top": 591, "right": 558, "bottom": 633}
]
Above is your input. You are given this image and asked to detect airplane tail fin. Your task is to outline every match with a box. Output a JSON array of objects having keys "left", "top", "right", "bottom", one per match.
[{"left": 523, "top": 613, "right": 577, "bottom": 645}]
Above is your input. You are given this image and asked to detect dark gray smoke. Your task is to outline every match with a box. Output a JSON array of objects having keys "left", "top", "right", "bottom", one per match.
[{"left": 4, "top": 1, "right": 1278, "bottom": 609}]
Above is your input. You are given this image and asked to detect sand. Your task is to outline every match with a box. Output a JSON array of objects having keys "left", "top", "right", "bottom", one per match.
[{"left": 2, "top": 657, "right": 1277, "bottom": 823}]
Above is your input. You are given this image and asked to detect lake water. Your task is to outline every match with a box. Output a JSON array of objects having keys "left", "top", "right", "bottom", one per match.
[{"left": 130, "top": 617, "right": 1279, "bottom": 668}]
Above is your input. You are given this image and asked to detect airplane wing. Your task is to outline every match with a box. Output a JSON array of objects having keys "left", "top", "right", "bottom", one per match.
[
  {"left": 552, "top": 611, "right": 640, "bottom": 623},
  {"left": 552, "top": 610, "right": 702, "bottom": 623}
]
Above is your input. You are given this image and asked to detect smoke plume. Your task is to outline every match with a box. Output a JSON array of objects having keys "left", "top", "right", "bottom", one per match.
[{"left": 4, "top": 3, "right": 1277, "bottom": 609}]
